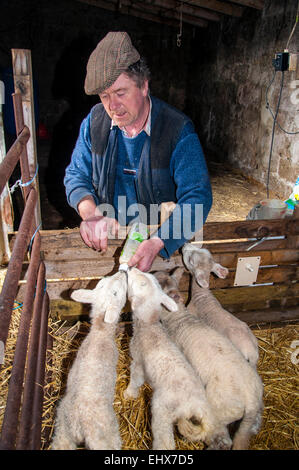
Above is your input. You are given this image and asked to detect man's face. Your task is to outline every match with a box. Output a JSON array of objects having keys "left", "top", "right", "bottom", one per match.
[{"left": 99, "top": 73, "right": 149, "bottom": 129}]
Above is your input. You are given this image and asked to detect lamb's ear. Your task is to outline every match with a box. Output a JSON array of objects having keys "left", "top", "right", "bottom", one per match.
[
  {"left": 104, "top": 306, "right": 120, "bottom": 324},
  {"left": 71, "top": 289, "right": 95, "bottom": 304},
  {"left": 171, "top": 267, "right": 185, "bottom": 284},
  {"left": 161, "top": 293, "right": 178, "bottom": 312},
  {"left": 212, "top": 263, "right": 229, "bottom": 279}
]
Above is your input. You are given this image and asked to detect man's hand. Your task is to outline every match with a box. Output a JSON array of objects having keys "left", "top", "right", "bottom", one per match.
[
  {"left": 128, "top": 237, "right": 164, "bottom": 272},
  {"left": 80, "top": 216, "right": 119, "bottom": 252}
]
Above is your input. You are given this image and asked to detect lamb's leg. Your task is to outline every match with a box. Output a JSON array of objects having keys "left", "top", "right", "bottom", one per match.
[
  {"left": 51, "top": 408, "right": 77, "bottom": 450},
  {"left": 151, "top": 398, "right": 176, "bottom": 450},
  {"left": 232, "top": 409, "right": 262, "bottom": 450},
  {"left": 124, "top": 358, "right": 145, "bottom": 399},
  {"left": 82, "top": 407, "right": 121, "bottom": 450}
]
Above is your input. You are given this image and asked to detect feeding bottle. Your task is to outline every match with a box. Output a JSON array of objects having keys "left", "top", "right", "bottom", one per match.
[{"left": 119, "top": 221, "right": 148, "bottom": 265}]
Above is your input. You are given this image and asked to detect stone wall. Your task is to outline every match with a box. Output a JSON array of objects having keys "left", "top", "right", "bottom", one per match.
[
  {"left": 191, "top": 0, "right": 299, "bottom": 198},
  {"left": 1, "top": 0, "right": 298, "bottom": 200}
]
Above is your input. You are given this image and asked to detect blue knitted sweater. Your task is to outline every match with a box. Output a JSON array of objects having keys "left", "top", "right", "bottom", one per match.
[{"left": 64, "top": 101, "right": 212, "bottom": 258}]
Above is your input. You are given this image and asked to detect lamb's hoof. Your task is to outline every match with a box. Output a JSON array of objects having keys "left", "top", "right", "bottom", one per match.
[{"left": 207, "top": 435, "right": 232, "bottom": 450}]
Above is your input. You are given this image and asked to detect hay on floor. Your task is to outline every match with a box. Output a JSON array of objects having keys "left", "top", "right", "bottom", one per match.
[{"left": 0, "top": 303, "right": 298, "bottom": 450}]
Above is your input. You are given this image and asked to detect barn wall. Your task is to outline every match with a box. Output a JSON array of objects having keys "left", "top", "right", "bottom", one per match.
[
  {"left": 191, "top": 0, "right": 299, "bottom": 199},
  {"left": 1, "top": 0, "right": 298, "bottom": 207},
  {"left": 0, "top": 0, "right": 194, "bottom": 137}
]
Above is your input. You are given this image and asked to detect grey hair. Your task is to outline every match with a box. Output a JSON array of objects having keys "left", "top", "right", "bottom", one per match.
[{"left": 125, "top": 57, "right": 151, "bottom": 88}]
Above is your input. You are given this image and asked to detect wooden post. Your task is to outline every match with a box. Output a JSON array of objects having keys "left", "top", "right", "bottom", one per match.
[
  {"left": 11, "top": 49, "right": 42, "bottom": 228},
  {"left": 0, "top": 93, "right": 14, "bottom": 264}
]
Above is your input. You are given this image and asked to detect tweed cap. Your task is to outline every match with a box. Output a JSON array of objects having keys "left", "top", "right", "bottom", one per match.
[{"left": 84, "top": 32, "right": 140, "bottom": 95}]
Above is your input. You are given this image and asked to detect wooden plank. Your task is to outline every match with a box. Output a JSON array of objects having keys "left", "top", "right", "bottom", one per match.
[
  {"left": 226, "top": 0, "right": 264, "bottom": 9},
  {"left": 40, "top": 246, "right": 298, "bottom": 264},
  {"left": 40, "top": 245, "right": 299, "bottom": 279},
  {"left": 213, "top": 282, "right": 299, "bottom": 312},
  {"left": 9, "top": 217, "right": 297, "bottom": 253},
  {"left": 51, "top": 301, "right": 299, "bottom": 324},
  {"left": 234, "top": 307, "right": 299, "bottom": 325},
  {"left": 11, "top": 49, "right": 42, "bottom": 228},
  {"left": 212, "top": 248, "right": 299, "bottom": 268},
  {"left": 16, "top": 264, "right": 298, "bottom": 302},
  {"left": 75, "top": 0, "right": 208, "bottom": 28},
  {"left": 202, "top": 218, "right": 299, "bottom": 241},
  {"left": 0, "top": 101, "right": 13, "bottom": 264},
  {"left": 43, "top": 257, "right": 299, "bottom": 283},
  {"left": 145, "top": 0, "right": 221, "bottom": 21},
  {"left": 34, "top": 217, "right": 299, "bottom": 248},
  {"left": 181, "top": 0, "right": 243, "bottom": 17},
  {"left": 43, "top": 254, "right": 183, "bottom": 279},
  {"left": 9, "top": 232, "right": 290, "bottom": 258}
]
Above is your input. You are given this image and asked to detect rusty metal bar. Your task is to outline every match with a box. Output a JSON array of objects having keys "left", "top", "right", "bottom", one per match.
[
  {"left": 0, "top": 187, "right": 37, "bottom": 349},
  {"left": 30, "top": 290, "right": 50, "bottom": 450},
  {"left": 40, "top": 329, "right": 54, "bottom": 449},
  {"left": 0, "top": 125, "right": 30, "bottom": 197},
  {"left": 16, "top": 260, "right": 46, "bottom": 450},
  {"left": 0, "top": 231, "right": 41, "bottom": 450}
]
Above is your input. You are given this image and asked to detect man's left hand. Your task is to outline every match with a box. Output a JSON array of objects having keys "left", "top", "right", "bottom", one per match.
[{"left": 128, "top": 237, "right": 164, "bottom": 272}]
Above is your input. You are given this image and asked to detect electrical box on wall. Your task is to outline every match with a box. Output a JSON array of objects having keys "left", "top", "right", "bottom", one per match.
[
  {"left": 272, "top": 52, "right": 289, "bottom": 71},
  {"left": 272, "top": 52, "right": 299, "bottom": 73}
]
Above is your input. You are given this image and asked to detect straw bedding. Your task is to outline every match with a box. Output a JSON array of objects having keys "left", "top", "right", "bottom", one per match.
[{"left": 1, "top": 294, "right": 298, "bottom": 450}]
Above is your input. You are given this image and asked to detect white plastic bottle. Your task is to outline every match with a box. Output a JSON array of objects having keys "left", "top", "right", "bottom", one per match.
[{"left": 119, "top": 221, "right": 148, "bottom": 265}]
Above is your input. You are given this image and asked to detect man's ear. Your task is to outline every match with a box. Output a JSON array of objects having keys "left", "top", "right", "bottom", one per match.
[
  {"left": 161, "top": 293, "right": 178, "bottom": 312},
  {"left": 71, "top": 289, "right": 95, "bottom": 303},
  {"left": 212, "top": 262, "right": 229, "bottom": 279}
]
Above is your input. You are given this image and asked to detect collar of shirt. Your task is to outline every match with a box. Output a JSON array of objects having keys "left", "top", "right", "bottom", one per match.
[{"left": 110, "top": 96, "right": 152, "bottom": 137}]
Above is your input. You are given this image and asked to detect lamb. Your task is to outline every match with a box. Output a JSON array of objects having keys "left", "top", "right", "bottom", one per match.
[
  {"left": 51, "top": 271, "right": 127, "bottom": 450},
  {"left": 124, "top": 267, "right": 230, "bottom": 450},
  {"left": 182, "top": 244, "right": 259, "bottom": 367},
  {"left": 154, "top": 268, "right": 264, "bottom": 450}
]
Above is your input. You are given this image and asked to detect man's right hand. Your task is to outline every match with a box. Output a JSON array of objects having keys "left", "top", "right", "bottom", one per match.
[{"left": 80, "top": 216, "right": 119, "bottom": 252}]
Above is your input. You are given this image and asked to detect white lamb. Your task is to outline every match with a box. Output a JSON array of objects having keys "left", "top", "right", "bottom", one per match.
[
  {"left": 51, "top": 271, "right": 127, "bottom": 450},
  {"left": 154, "top": 268, "right": 264, "bottom": 450},
  {"left": 182, "top": 244, "right": 259, "bottom": 367},
  {"left": 124, "top": 267, "right": 231, "bottom": 450}
]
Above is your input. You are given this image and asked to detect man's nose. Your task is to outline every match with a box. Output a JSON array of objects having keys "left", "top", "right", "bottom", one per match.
[{"left": 109, "top": 95, "right": 121, "bottom": 111}]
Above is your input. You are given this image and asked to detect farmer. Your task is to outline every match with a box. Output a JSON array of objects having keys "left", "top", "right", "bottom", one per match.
[{"left": 64, "top": 31, "right": 212, "bottom": 272}]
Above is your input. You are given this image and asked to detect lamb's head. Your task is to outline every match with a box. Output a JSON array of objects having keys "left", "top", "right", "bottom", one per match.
[
  {"left": 127, "top": 267, "right": 178, "bottom": 322},
  {"left": 71, "top": 271, "right": 127, "bottom": 323},
  {"left": 153, "top": 267, "right": 185, "bottom": 304},
  {"left": 182, "top": 244, "right": 228, "bottom": 288}
]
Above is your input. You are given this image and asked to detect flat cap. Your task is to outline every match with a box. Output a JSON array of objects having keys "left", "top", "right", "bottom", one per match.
[{"left": 84, "top": 31, "right": 140, "bottom": 95}]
